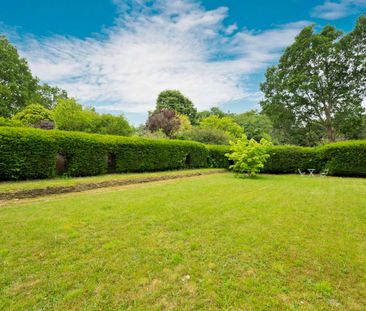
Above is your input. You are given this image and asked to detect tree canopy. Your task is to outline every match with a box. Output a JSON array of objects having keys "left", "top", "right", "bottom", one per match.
[
  {"left": 156, "top": 90, "right": 197, "bottom": 123},
  {"left": 260, "top": 16, "right": 366, "bottom": 145},
  {"left": 0, "top": 36, "right": 39, "bottom": 117}
]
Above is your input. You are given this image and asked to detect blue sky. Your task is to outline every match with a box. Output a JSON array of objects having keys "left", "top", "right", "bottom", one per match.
[{"left": 1, "top": 0, "right": 365, "bottom": 125}]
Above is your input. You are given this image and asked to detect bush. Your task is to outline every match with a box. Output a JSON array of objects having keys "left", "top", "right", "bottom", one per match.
[
  {"left": 178, "top": 128, "right": 231, "bottom": 145},
  {"left": 12, "top": 103, "right": 54, "bottom": 126},
  {"left": 225, "top": 135, "right": 272, "bottom": 177},
  {"left": 320, "top": 140, "right": 366, "bottom": 177},
  {"left": 0, "top": 127, "right": 208, "bottom": 180}
]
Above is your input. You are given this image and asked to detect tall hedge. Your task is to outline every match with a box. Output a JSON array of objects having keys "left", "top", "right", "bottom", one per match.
[
  {"left": 207, "top": 142, "right": 366, "bottom": 177},
  {"left": 0, "top": 127, "right": 58, "bottom": 180},
  {"left": 0, "top": 127, "right": 208, "bottom": 180},
  {"left": 263, "top": 146, "right": 322, "bottom": 174},
  {"left": 319, "top": 140, "right": 366, "bottom": 177},
  {"left": 0, "top": 127, "right": 365, "bottom": 180}
]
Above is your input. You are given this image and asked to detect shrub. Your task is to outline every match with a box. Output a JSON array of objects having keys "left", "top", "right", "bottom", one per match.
[
  {"left": 12, "top": 103, "right": 54, "bottom": 126},
  {"left": 0, "top": 116, "right": 24, "bottom": 128},
  {"left": 0, "top": 127, "right": 58, "bottom": 180},
  {"left": 178, "top": 128, "right": 231, "bottom": 145},
  {"left": 225, "top": 135, "right": 272, "bottom": 177},
  {"left": 320, "top": 140, "right": 366, "bottom": 177}
]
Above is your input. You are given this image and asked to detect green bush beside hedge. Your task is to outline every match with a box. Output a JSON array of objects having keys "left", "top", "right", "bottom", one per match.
[
  {"left": 0, "top": 127, "right": 208, "bottom": 180},
  {"left": 207, "top": 141, "right": 366, "bottom": 177}
]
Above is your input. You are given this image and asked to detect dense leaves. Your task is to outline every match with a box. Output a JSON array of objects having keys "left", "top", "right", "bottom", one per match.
[
  {"left": 156, "top": 90, "right": 197, "bottom": 122},
  {"left": 13, "top": 103, "right": 54, "bottom": 127},
  {"left": 0, "top": 127, "right": 208, "bottom": 180},
  {"left": 146, "top": 108, "right": 181, "bottom": 137},
  {"left": 199, "top": 115, "right": 244, "bottom": 139},
  {"left": 0, "top": 36, "right": 39, "bottom": 117},
  {"left": 225, "top": 135, "right": 272, "bottom": 177},
  {"left": 54, "top": 99, "right": 132, "bottom": 136},
  {"left": 260, "top": 16, "right": 366, "bottom": 145}
]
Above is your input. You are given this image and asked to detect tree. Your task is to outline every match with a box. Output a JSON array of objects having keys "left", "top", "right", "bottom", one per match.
[
  {"left": 197, "top": 107, "right": 233, "bottom": 120},
  {"left": 260, "top": 16, "right": 366, "bottom": 145},
  {"left": 13, "top": 103, "right": 54, "bottom": 127},
  {"left": 0, "top": 36, "right": 40, "bottom": 117},
  {"left": 199, "top": 115, "right": 244, "bottom": 139},
  {"left": 156, "top": 90, "right": 197, "bottom": 123},
  {"left": 93, "top": 114, "right": 132, "bottom": 136},
  {"left": 234, "top": 110, "right": 274, "bottom": 142},
  {"left": 54, "top": 99, "right": 89, "bottom": 132},
  {"left": 225, "top": 135, "right": 272, "bottom": 177},
  {"left": 37, "top": 83, "right": 69, "bottom": 109},
  {"left": 178, "top": 128, "right": 231, "bottom": 145},
  {"left": 146, "top": 108, "right": 181, "bottom": 137}
]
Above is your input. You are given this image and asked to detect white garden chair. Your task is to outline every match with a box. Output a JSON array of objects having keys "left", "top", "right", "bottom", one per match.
[
  {"left": 298, "top": 169, "right": 306, "bottom": 176},
  {"left": 320, "top": 169, "right": 329, "bottom": 177}
]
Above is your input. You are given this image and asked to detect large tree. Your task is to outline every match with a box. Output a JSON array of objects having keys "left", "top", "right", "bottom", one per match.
[
  {"left": 156, "top": 90, "right": 197, "bottom": 123},
  {"left": 0, "top": 36, "right": 39, "bottom": 117},
  {"left": 146, "top": 108, "right": 181, "bottom": 137},
  {"left": 260, "top": 16, "right": 366, "bottom": 145}
]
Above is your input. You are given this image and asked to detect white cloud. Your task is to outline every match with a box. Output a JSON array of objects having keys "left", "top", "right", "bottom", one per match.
[
  {"left": 11, "top": 0, "right": 308, "bottom": 114},
  {"left": 312, "top": 0, "right": 366, "bottom": 20}
]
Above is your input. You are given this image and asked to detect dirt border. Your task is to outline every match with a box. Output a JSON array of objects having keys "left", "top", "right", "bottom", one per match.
[{"left": 0, "top": 170, "right": 225, "bottom": 201}]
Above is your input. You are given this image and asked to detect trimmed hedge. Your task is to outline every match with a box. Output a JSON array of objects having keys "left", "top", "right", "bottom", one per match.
[
  {"left": 207, "top": 141, "right": 366, "bottom": 177},
  {"left": 207, "top": 145, "right": 231, "bottom": 168},
  {"left": 262, "top": 146, "right": 322, "bottom": 174},
  {"left": 0, "top": 127, "right": 208, "bottom": 180},
  {"left": 0, "top": 127, "right": 365, "bottom": 180},
  {"left": 0, "top": 127, "right": 58, "bottom": 180},
  {"left": 319, "top": 140, "right": 366, "bottom": 177}
]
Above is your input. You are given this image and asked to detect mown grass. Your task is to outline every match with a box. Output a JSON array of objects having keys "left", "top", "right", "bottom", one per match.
[
  {"left": 0, "top": 168, "right": 220, "bottom": 193},
  {"left": 0, "top": 174, "right": 365, "bottom": 310}
]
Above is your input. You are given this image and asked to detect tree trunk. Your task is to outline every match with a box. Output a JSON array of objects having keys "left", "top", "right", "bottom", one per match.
[{"left": 324, "top": 103, "right": 335, "bottom": 142}]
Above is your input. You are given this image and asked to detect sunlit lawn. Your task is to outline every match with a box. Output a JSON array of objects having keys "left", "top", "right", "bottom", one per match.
[{"left": 0, "top": 174, "right": 365, "bottom": 310}]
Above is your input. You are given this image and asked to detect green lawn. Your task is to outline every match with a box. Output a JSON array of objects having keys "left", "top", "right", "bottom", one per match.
[{"left": 0, "top": 174, "right": 365, "bottom": 310}]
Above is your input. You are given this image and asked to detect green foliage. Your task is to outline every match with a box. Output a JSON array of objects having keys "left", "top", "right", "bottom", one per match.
[
  {"left": 36, "top": 83, "right": 69, "bottom": 109},
  {"left": 0, "top": 127, "right": 208, "bottom": 180},
  {"left": 54, "top": 99, "right": 132, "bottom": 136},
  {"left": 260, "top": 16, "right": 366, "bottom": 145},
  {"left": 0, "top": 36, "right": 40, "bottom": 117},
  {"left": 146, "top": 109, "right": 181, "bottom": 137},
  {"left": 178, "top": 127, "right": 231, "bottom": 145},
  {"left": 0, "top": 116, "right": 24, "bottom": 128},
  {"left": 197, "top": 107, "right": 233, "bottom": 120},
  {"left": 13, "top": 103, "right": 54, "bottom": 126},
  {"left": 156, "top": 90, "right": 197, "bottom": 122},
  {"left": 207, "top": 145, "right": 231, "bottom": 168},
  {"left": 263, "top": 146, "right": 322, "bottom": 174},
  {"left": 225, "top": 135, "right": 272, "bottom": 177},
  {"left": 234, "top": 110, "right": 274, "bottom": 142},
  {"left": 0, "top": 127, "right": 58, "bottom": 180},
  {"left": 210, "top": 140, "right": 366, "bottom": 177},
  {"left": 92, "top": 114, "right": 133, "bottom": 136},
  {"left": 319, "top": 140, "right": 366, "bottom": 177},
  {"left": 199, "top": 115, "right": 244, "bottom": 139},
  {"left": 54, "top": 99, "right": 94, "bottom": 132}
]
